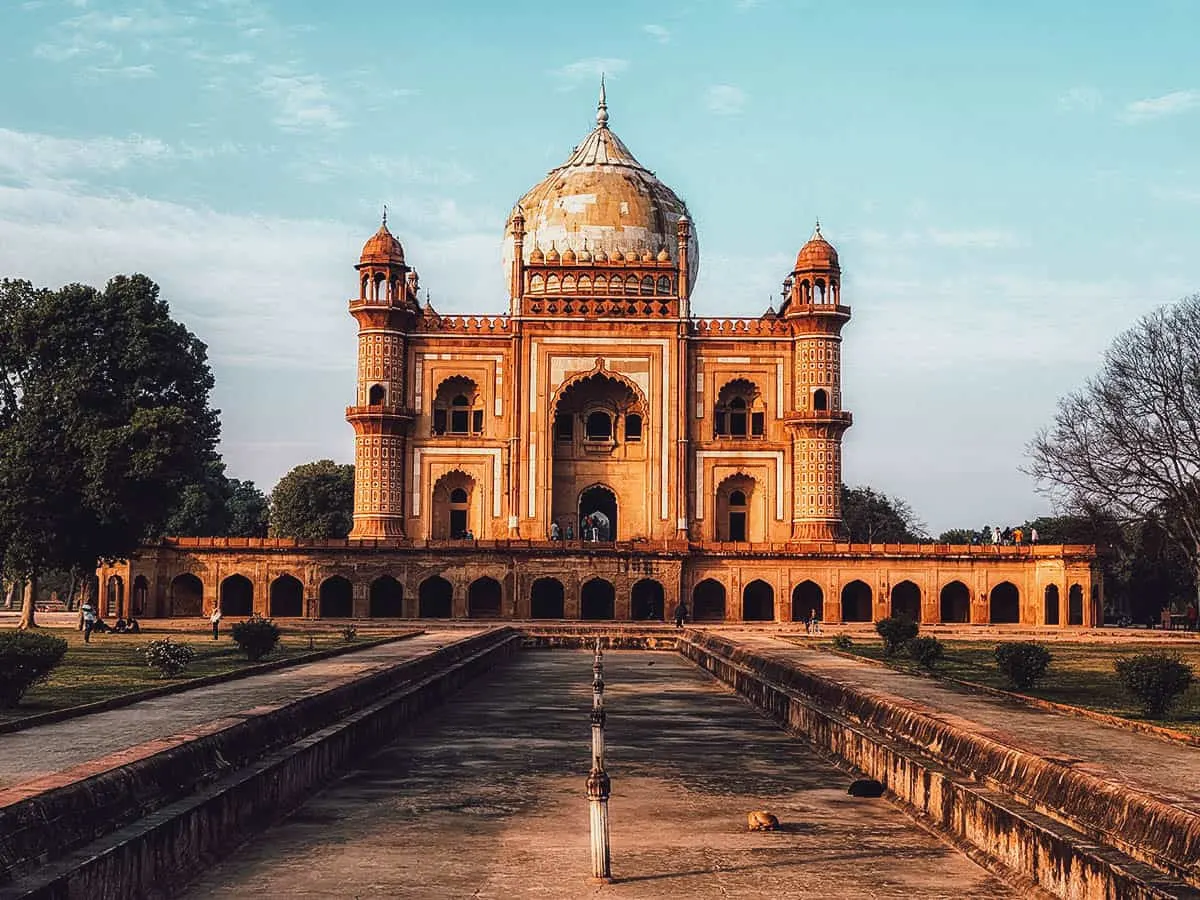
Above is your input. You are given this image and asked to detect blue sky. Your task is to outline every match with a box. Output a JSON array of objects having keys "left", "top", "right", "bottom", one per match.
[{"left": 2, "top": 0, "right": 1198, "bottom": 533}]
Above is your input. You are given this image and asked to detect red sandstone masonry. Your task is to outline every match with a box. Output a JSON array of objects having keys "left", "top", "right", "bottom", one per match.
[
  {"left": 0, "top": 628, "right": 515, "bottom": 886},
  {"left": 682, "top": 632, "right": 1200, "bottom": 898}
]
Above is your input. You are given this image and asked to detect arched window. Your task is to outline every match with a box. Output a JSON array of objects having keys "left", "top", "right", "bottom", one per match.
[
  {"left": 368, "top": 383, "right": 386, "bottom": 405},
  {"left": 586, "top": 410, "right": 613, "bottom": 440},
  {"left": 716, "top": 476, "right": 754, "bottom": 542},
  {"left": 433, "top": 377, "right": 483, "bottom": 437},
  {"left": 657, "top": 275, "right": 671, "bottom": 295},
  {"left": 555, "top": 412, "right": 574, "bottom": 441},
  {"left": 624, "top": 413, "right": 643, "bottom": 441},
  {"left": 714, "top": 379, "right": 765, "bottom": 439},
  {"left": 433, "top": 472, "right": 475, "bottom": 539},
  {"left": 640, "top": 276, "right": 654, "bottom": 295},
  {"left": 813, "top": 389, "right": 828, "bottom": 412}
]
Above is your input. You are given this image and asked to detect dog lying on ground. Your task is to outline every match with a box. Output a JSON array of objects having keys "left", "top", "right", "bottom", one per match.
[{"left": 747, "top": 810, "right": 780, "bottom": 831}]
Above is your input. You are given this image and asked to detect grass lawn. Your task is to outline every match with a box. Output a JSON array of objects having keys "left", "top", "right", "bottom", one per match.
[
  {"left": 0, "top": 625, "right": 386, "bottom": 726},
  {"left": 825, "top": 636, "right": 1200, "bottom": 736}
]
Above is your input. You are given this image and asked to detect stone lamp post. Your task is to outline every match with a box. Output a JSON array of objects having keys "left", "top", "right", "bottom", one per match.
[{"left": 587, "top": 638, "right": 613, "bottom": 883}]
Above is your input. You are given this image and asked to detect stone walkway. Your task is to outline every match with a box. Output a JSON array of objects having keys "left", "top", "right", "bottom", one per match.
[
  {"left": 0, "top": 630, "right": 476, "bottom": 790},
  {"left": 183, "top": 651, "right": 1014, "bottom": 899},
  {"left": 730, "top": 634, "right": 1200, "bottom": 814}
]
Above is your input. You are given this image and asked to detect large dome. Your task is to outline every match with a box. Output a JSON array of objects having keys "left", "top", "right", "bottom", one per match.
[{"left": 503, "top": 84, "right": 699, "bottom": 289}]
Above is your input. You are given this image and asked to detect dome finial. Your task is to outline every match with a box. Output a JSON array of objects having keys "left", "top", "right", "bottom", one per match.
[
  {"left": 382, "top": 204, "right": 388, "bottom": 227},
  {"left": 813, "top": 217, "right": 821, "bottom": 237},
  {"left": 597, "top": 73, "right": 609, "bottom": 127}
]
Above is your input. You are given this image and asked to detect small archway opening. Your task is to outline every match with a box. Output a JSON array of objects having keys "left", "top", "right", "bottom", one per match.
[
  {"left": 813, "top": 389, "right": 829, "bottom": 412},
  {"left": 170, "top": 573, "right": 204, "bottom": 617},
  {"left": 468, "top": 577, "right": 503, "bottom": 618},
  {"left": 419, "top": 576, "right": 453, "bottom": 618},
  {"left": 530, "top": 577, "right": 565, "bottom": 619},
  {"left": 319, "top": 575, "right": 353, "bottom": 618},
  {"left": 692, "top": 579, "right": 727, "bottom": 622},
  {"left": 581, "top": 578, "right": 615, "bottom": 620},
  {"left": 742, "top": 579, "right": 775, "bottom": 621},
  {"left": 631, "top": 579, "right": 665, "bottom": 621},
  {"left": 1068, "top": 584, "right": 1084, "bottom": 626},
  {"left": 989, "top": 582, "right": 1020, "bottom": 624},
  {"left": 714, "top": 379, "right": 765, "bottom": 438},
  {"left": 1044, "top": 585, "right": 1060, "bottom": 625},
  {"left": 432, "top": 471, "right": 475, "bottom": 540},
  {"left": 370, "top": 576, "right": 404, "bottom": 617},
  {"left": 791, "top": 581, "right": 824, "bottom": 622},
  {"left": 432, "top": 376, "right": 482, "bottom": 436},
  {"left": 841, "top": 580, "right": 873, "bottom": 622},
  {"left": 131, "top": 575, "right": 149, "bottom": 616},
  {"left": 716, "top": 474, "right": 756, "bottom": 542},
  {"left": 940, "top": 581, "right": 971, "bottom": 623},
  {"left": 579, "top": 484, "right": 617, "bottom": 541},
  {"left": 219, "top": 574, "right": 253, "bottom": 616},
  {"left": 105, "top": 575, "right": 124, "bottom": 618},
  {"left": 367, "top": 383, "right": 386, "bottom": 405},
  {"left": 585, "top": 411, "right": 613, "bottom": 440},
  {"left": 270, "top": 574, "right": 304, "bottom": 617},
  {"left": 891, "top": 580, "right": 921, "bottom": 622}
]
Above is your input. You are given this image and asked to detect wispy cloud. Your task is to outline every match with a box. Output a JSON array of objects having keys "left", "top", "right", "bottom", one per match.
[
  {"left": 1122, "top": 89, "right": 1200, "bottom": 122},
  {"left": 552, "top": 57, "right": 628, "bottom": 90},
  {"left": 1151, "top": 184, "right": 1200, "bottom": 204},
  {"left": 0, "top": 128, "right": 170, "bottom": 187},
  {"left": 642, "top": 24, "right": 670, "bottom": 43},
  {"left": 1058, "top": 86, "right": 1101, "bottom": 112},
  {"left": 706, "top": 84, "right": 746, "bottom": 115},
  {"left": 257, "top": 71, "right": 346, "bottom": 133}
]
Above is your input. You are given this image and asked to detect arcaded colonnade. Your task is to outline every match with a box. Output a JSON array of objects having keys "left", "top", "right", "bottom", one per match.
[{"left": 97, "top": 538, "right": 1099, "bottom": 627}]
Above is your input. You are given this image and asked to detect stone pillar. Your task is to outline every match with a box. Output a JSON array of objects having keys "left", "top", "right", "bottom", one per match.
[{"left": 587, "top": 639, "right": 613, "bottom": 883}]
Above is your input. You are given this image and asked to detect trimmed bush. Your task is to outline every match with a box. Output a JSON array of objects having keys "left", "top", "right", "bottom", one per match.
[
  {"left": 1114, "top": 652, "right": 1195, "bottom": 718},
  {"left": 875, "top": 615, "right": 919, "bottom": 656},
  {"left": 994, "top": 641, "right": 1051, "bottom": 690},
  {"left": 339, "top": 623, "right": 358, "bottom": 643},
  {"left": 832, "top": 634, "right": 853, "bottom": 651},
  {"left": 907, "top": 635, "right": 944, "bottom": 669},
  {"left": 0, "top": 631, "right": 69, "bottom": 707},
  {"left": 230, "top": 614, "right": 282, "bottom": 662},
  {"left": 144, "top": 638, "right": 197, "bottom": 678}
]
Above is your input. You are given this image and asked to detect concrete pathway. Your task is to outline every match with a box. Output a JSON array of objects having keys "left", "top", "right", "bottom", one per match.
[
  {"left": 183, "top": 650, "right": 1014, "bottom": 899},
  {"left": 0, "top": 630, "right": 477, "bottom": 791},
  {"left": 730, "top": 634, "right": 1200, "bottom": 814}
]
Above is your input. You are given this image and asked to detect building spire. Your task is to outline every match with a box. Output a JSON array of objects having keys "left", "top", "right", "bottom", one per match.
[
  {"left": 597, "top": 73, "right": 609, "bottom": 128},
  {"left": 382, "top": 203, "right": 388, "bottom": 227},
  {"left": 813, "top": 217, "right": 821, "bottom": 237}
]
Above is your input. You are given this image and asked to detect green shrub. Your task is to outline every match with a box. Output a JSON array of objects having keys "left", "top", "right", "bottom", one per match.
[
  {"left": 907, "top": 635, "right": 944, "bottom": 669},
  {"left": 875, "top": 616, "right": 919, "bottom": 655},
  {"left": 0, "top": 631, "right": 69, "bottom": 707},
  {"left": 994, "top": 641, "right": 1051, "bottom": 690},
  {"left": 339, "top": 623, "right": 358, "bottom": 642},
  {"left": 1114, "top": 652, "right": 1195, "bottom": 718},
  {"left": 832, "top": 634, "right": 853, "bottom": 651},
  {"left": 230, "top": 614, "right": 281, "bottom": 662},
  {"left": 144, "top": 638, "right": 197, "bottom": 678}
]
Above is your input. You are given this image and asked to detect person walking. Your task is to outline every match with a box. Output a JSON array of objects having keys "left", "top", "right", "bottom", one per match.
[
  {"left": 81, "top": 601, "right": 98, "bottom": 644},
  {"left": 991, "top": 526, "right": 1001, "bottom": 545},
  {"left": 210, "top": 606, "right": 223, "bottom": 640},
  {"left": 1030, "top": 527, "right": 1039, "bottom": 544},
  {"left": 672, "top": 600, "right": 689, "bottom": 629}
]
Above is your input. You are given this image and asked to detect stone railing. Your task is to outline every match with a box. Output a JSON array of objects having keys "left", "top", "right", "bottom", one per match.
[{"left": 691, "top": 317, "right": 791, "bottom": 336}]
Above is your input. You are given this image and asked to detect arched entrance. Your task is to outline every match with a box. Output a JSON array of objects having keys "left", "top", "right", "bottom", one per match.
[
  {"left": 105, "top": 575, "right": 124, "bottom": 618},
  {"left": 319, "top": 576, "right": 353, "bottom": 617},
  {"left": 530, "top": 578, "right": 565, "bottom": 619},
  {"left": 270, "top": 575, "right": 304, "bottom": 617},
  {"left": 419, "top": 576, "right": 453, "bottom": 618},
  {"left": 791, "top": 581, "right": 823, "bottom": 622},
  {"left": 716, "top": 475, "right": 757, "bottom": 542},
  {"left": 370, "top": 576, "right": 404, "bottom": 617},
  {"left": 170, "top": 573, "right": 203, "bottom": 617},
  {"left": 940, "top": 581, "right": 970, "bottom": 623},
  {"left": 219, "top": 574, "right": 253, "bottom": 616},
  {"left": 742, "top": 579, "right": 775, "bottom": 621},
  {"left": 581, "top": 578, "right": 615, "bottom": 620},
  {"left": 990, "top": 582, "right": 1020, "bottom": 624},
  {"left": 432, "top": 471, "right": 475, "bottom": 539},
  {"left": 1044, "top": 585, "right": 1060, "bottom": 625},
  {"left": 468, "top": 577, "right": 503, "bottom": 618},
  {"left": 631, "top": 579, "right": 665, "bottom": 621},
  {"left": 841, "top": 580, "right": 872, "bottom": 622},
  {"left": 131, "top": 575, "right": 149, "bottom": 616},
  {"left": 578, "top": 484, "right": 617, "bottom": 542},
  {"left": 692, "top": 579, "right": 726, "bottom": 622},
  {"left": 891, "top": 581, "right": 921, "bottom": 622},
  {"left": 1068, "top": 584, "right": 1084, "bottom": 625}
]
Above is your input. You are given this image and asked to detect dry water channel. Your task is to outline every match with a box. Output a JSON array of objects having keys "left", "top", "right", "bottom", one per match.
[{"left": 183, "top": 649, "right": 1015, "bottom": 899}]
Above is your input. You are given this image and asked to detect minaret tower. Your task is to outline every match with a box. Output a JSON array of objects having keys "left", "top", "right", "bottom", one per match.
[
  {"left": 347, "top": 212, "right": 421, "bottom": 539},
  {"left": 780, "top": 221, "right": 853, "bottom": 540}
]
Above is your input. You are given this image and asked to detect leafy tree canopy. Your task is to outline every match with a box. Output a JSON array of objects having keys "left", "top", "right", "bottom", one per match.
[
  {"left": 0, "top": 275, "right": 220, "bottom": 626},
  {"left": 840, "top": 485, "right": 928, "bottom": 543},
  {"left": 268, "top": 459, "right": 354, "bottom": 540},
  {"left": 165, "top": 460, "right": 268, "bottom": 538}
]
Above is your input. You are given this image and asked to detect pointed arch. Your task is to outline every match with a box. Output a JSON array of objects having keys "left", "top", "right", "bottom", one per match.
[
  {"left": 891, "top": 580, "right": 921, "bottom": 622},
  {"left": 742, "top": 579, "right": 775, "bottom": 621},
  {"left": 692, "top": 579, "right": 726, "bottom": 622},
  {"left": 940, "top": 581, "right": 970, "bottom": 623},
  {"left": 530, "top": 577, "right": 565, "bottom": 619},
  {"left": 419, "top": 575, "right": 453, "bottom": 618},
  {"left": 989, "top": 582, "right": 1020, "bottom": 624},
  {"left": 270, "top": 574, "right": 304, "bottom": 617},
  {"left": 370, "top": 576, "right": 404, "bottom": 617},
  {"left": 840, "top": 580, "right": 872, "bottom": 622},
  {"left": 170, "top": 573, "right": 204, "bottom": 617},
  {"left": 319, "top": 575, "right": 353, "bottom": 618},
  {"left": 791, "top": 581, "right": 823, "bottom": 622}
]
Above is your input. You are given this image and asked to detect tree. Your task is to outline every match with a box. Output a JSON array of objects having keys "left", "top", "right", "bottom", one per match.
[
  {"left": 269, "top": 460, "right": 355, "bottom": 540},
  {"left": 1028, "top": 295, "right": 1200, "bottom": 607},
  {"left": 840, "top": 485, "right": 928, "bottom": 543},
  {"left": 165, "top": 462, "right": 269, "bottom": 538},
  {"left": 937, "top": 528, "right": 978, "bottom": 544},
  {"left": 227, "top": 479, "right": 269, "bottom": 537},
  {"left": 0, "top": 275, "right": 220, "bottom": 628}
]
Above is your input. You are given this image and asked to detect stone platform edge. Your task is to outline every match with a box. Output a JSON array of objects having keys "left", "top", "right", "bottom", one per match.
[
  {"left": 0, "top": 627, "right": 514, "bottom": 887},
  {"left": 0, "top": 627, "right": 522, "bottom": 900},
  {"left": 0, "top": 629, "right": 425, "bottom": 738},
  {"left": 681, "top": 630, "right": 1200, "bottom": 899},
  {"left": 810, "top": 641, "right": 1200, "bottom": 749}
]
